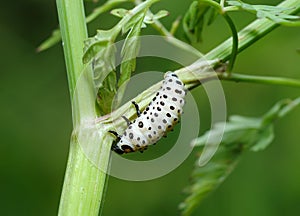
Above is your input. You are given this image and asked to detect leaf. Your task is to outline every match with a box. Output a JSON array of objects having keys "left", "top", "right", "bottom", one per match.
[
  {"left": 183, "top": 1, "right": 212, "bottom": 43},
  {"left": 37, "top": 0, "right": 130, "bottom": 52},
  {"left": 180, "top": 98, "right": 300, "bottom": 216},
  {"left": 227, "top": 0, "right": 300, "bottom": 25},
  {"left": 110, "top": 8, "right": 129, "bottom": 18},
  {"left": 83, "top": 29, "right": 116, "bottom": 64},
  {"left": 82, "top": 0, "right": 159, "bottom": 112},
  {"left": 118, "top": 14, "right": 144, "bottom": 88},
  {"left": 96, "top": 71, "right": 117, "bottom": 115},
  {"left": 37, "top": 29, "right": 61, "bottom": 52},
  {"left": 144, "top": 10, "right": 169, "bottom": 24},
  {"left": 179, "top": 145, "right": 241, "bottom": 216},
  {"left": 92, "top": 42, "right": 117, "bottom": 89}
]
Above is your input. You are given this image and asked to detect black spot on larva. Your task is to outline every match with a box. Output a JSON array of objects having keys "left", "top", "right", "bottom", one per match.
[
  {"left": 144, "top": 111, "right": 147, "bottom": 115},
  {"left": 176, "top": 80, "right": 182, "bottom": 85},
  {"left": 168, "top": 125, "right": 172, "bottom": 128},
  {"left": 160, "top": 101, "right": 165, "bottom": 106},
  {"left": 156, "top": 102, "right": 159, "bottom": 105},
  {"left": 177, "top": 109, "right": 181, "bottom": 113},
  {"left": 156, "top": 92, "right": 159, "bottom": 96},
  {"left": 157, "top": 107, "right": 162, "bottom": 111},
  {"left": 142, "top": 140, "right": 146, "bottom": 144},
  {"left": 137, "top": 137, "right": 140, "bottom": 141},
  {"left": 129, "top": 133, "right": 133, "bottom": 139},
  {"left": 172, "top": 97, "right": 177, "bottom": 102},
  {"left": 163, "top": 119, "right": 167, "bottom": 124},
  {"left": 180, "top": 99, "right": 183, "bottom": 103},
  {"left": 153, "top": 106, "right": 155, "bottom": 109},
  {"left": 170, "top": 106, "right": 175, "bottom": 110},
  {"left": 146, "top": 107, "right": 150, "bottom": 111},
  {"left": 124, "top": 131, "right": 127, "bottom": 136},
  {"left": 168, "top": 79, "right": 173, "bottom": 82},
  {"left": 148, "top": 127, "right": 152, "bottom": 130},
  {"left": 129, "top": 125, "right": 133, "bottom": 129},
  {"left": 174, "top": 118, "right": 178, "bottom": 121},
  {"left": 147, "top": 116, "right": 150, "bottom": 119},
  {"left": 166, "top": 87, "right": 171, "bottom": 90},
  {"left": 151, "top": 118, "right": 155, "bottom": 123},
  {"left": 136, "top": 144, "right": 140, "bottom": 147},
  {"left": 166, "top": 113, "right": 171, "bottom": 118},
  {"left": 148, "top": 134, "right": 152, "bottom": 139},
  {"left": 171, "top": 73, "right": 178, "bottom": 77},
  {"left": 163, "top": 94, "right": 167, "bottom": 99},
  {"left": 154, "top": 113, "right": 158, "bottom": 117},
  {"left": 138, "top": 121, "right": 143, "bottom": 128},
  {"left": 158, "top": 125, "right": 162, "bottom": 129},
  {"left": 150, "top": 112, "right": 152, "bottom": 115},
  {"left": 175, "top": 89, "right": 182, "bottom": 94},
  {"left": 153, "top": 131, "right": 157, "bottom": 135},
  {"left": 153, "top": 97, "right": 157, "bottom": 101}
]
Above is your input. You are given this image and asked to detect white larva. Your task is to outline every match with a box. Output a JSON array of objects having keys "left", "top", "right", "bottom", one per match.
[{"left": 109, "top": 72, "right": 186, "bottom": 154}]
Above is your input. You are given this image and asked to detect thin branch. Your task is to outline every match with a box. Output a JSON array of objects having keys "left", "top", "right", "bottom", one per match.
[{"left": 219, "top": 72, "right": 300, "bottom": 88}]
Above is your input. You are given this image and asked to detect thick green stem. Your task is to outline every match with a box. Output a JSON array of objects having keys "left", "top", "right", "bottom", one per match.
[{"left": 57, "top": 0, "right": 110, "bottom": 215}]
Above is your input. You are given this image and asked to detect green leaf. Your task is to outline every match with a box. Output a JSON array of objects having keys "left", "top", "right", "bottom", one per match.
[
  {"left": 179, "top": 145, "right": 241, "bottom": 216},
  {"left": 96, "top": 71, "right": 117, "bottom": 115},
  {"left": 92, "top": 42, "right": 117, "bottom": 88},
  {"left": 144, "top": 10, "right": 169, "bottom": 24},
  {"left": 110, "top": 8, "right": 129, "bottom": 18},
  {"left": 82, "top": 0, "right": 159, "bottom": 113},
  {"left": 180, "top": 98, "right": 300, "bottom": 216},
  {"left": 227, "top": 0, "right": 300, "bottom": 25},
  {"left": 183, "top": 1, "right": 212, "bottom": 43},
  {"left": 118, "top": 14, "right": 144, "bottom": 88},
  {"left": 37, "top": 29, "right": 61, "bottom": 52},
  {"left": 37, "top": 0, "right": 130, "bottom": 51},
  {"left": 83, "top": 29, "right": 116, "bottom": 64}
]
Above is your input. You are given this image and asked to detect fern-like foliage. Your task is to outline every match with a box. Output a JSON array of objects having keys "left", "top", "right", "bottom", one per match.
[
  {"left": 179, "top": 97, "right": 300, "bottom": 216},
  {"left": 81, "top": 0, "right": 168, "bottom": 115}
]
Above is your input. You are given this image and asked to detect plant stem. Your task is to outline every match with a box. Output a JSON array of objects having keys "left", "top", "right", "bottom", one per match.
[
  {"left": 56, "top": 0, "right": 87, "bottom": 99},
  {"left": 219, "top": 73, "right": 300, "bottom": 88},
  {"left": 57, "top": 0, "right": 111, "bottom": 215},
  {"left": 222, "top": 13, "right": 238, "bottom": 73},
  {"left": 205, "top": 0, "right": 300, "bottom": 61}
]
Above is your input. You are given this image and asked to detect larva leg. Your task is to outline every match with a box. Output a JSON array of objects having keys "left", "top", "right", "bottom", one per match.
[
  {"left": 108, "top": 130, "right": 121, "bottom": 141},
  {"left": 108, "top": 130, "right": 125, "bottom": 154},
  {"left": 111, "top": 143, "right": 124, "bottom": 154},
  {"left": 132, "top": 101, "right": 141, "bottom": 117},
  {"left": 121, "top": 116, "right": 131, "bottom": 126}
]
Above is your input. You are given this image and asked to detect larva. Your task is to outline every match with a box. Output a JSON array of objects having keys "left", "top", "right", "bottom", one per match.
[{"left": 109, "top": 72, "right": 186, "bottom": 154}]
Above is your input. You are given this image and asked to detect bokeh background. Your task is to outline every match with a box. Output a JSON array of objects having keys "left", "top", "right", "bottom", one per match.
[{"left": 1, "top": 0, "right": 299, "bottom": 215}]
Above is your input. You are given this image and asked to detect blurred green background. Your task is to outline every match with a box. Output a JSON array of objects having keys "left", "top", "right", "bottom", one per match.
[{"left": 1, "top": 0, "right": 299, "bottom": 215}]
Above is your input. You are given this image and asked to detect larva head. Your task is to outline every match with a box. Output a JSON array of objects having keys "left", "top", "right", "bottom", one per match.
[{"left": 113, "top": 139, "right": 135, "bottom": 154}]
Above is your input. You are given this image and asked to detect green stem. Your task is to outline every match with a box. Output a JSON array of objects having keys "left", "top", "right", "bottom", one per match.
[
  {"left": 222, "top": 13, "right": 238, "bottom": 73},
  {"left": 57, "top": 0, "right": 110, "bottom": 215},
  {"left": 205, "top": 0, "right": 300, "bottom": 61},
  {"left": 219, "top": 73, "right": 300, "bottom": 88},
  {"left": 56, "top": 0, "right": 87, "bottom": 99},
  {"left": 86, "top": 0, "right": 133, "bottom": 23}
]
